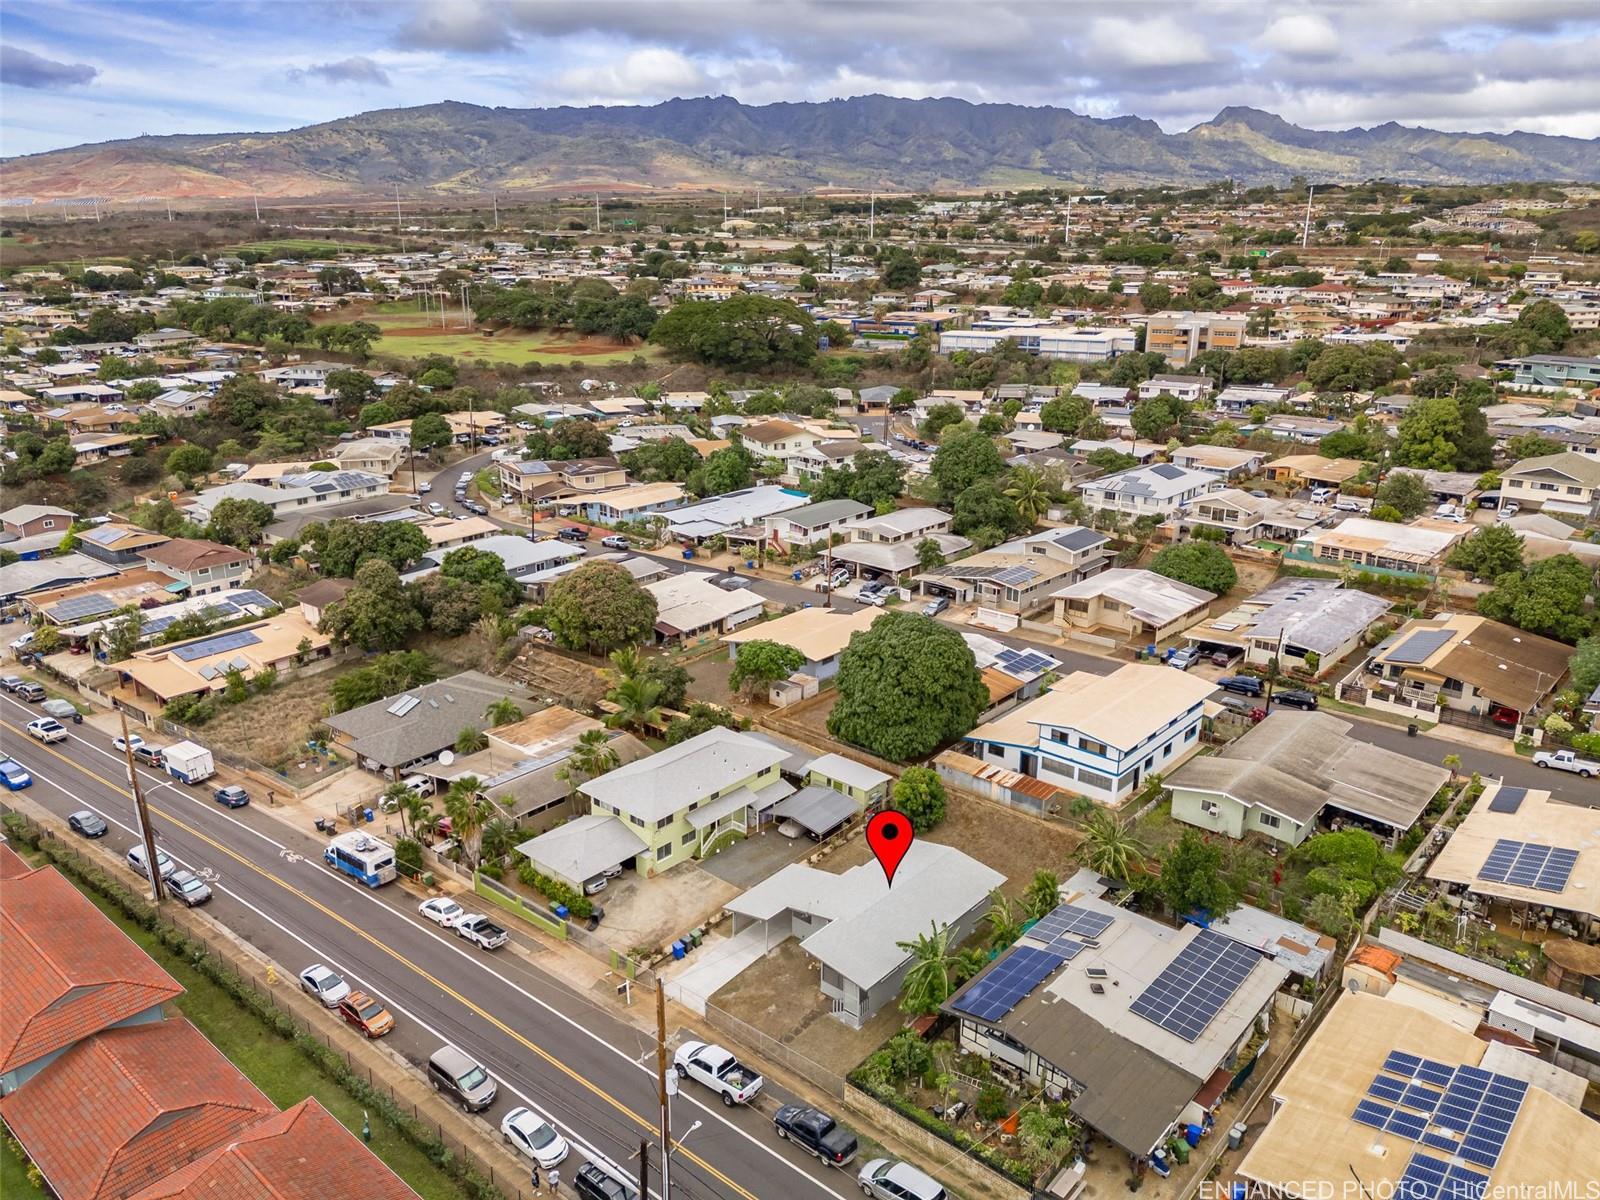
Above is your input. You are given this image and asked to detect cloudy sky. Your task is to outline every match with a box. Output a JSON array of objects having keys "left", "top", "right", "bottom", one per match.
[{"left": 3, "top": 0, "right": 1598, "bottom": 157}]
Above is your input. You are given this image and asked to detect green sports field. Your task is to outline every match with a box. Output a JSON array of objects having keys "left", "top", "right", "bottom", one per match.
[{"left": 349, "top": 300, "right": 661, "bottom": 365}]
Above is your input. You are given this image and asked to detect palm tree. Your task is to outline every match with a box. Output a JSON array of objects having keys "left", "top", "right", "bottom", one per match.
[
  {"left": 1078, "top": 811, "right": 1148, "bottom": 883},
  {"left": 409, "top": 800, "right": 443, "bottom": 842},
  {"left": 382, "top": 781, "right": 414, "bottom": 835},
  {"left": 1441, "top": 753, "right": 1462, "bottom": 783},
  {"left": 484, "top": 698, "right": 523, "bottom": 727},
  {"left": 556, "top": 728, "right": 620, "bottom": 794},
  {"left": 455, "top": 726, "right": 488, "bottom": 754},
  {"left": 479, "top": 815, "right": 516, "bottom": 866},
  {"left": 606, "top": 676, "right": 663, "bottom": 734},
  {"left": 608, "top": 646, "right": 643, "bottom": 684},
  {"left": 442, "top": 776, "right": 492, "bottom": 867},
  {"left": 984, "top": 890, "right": 1023, "bottom": 951},
  {"left": 1023, "top": 869, "right": 1061, "bottom": 920},
  {"left": 1004, "top": 466, "right": 1050, "bottom": 525},
  {"left": 896, "top": 922, "right": 963, "bottom": 1016}
]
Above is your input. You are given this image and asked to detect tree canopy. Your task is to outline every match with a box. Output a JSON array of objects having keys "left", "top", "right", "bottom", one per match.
[
  {"left": 929, "top": 427, "right": 1005, "bottom": 506},
  {"left": 320, "top": 559, "right": 422, "bottom": 651},
  {"left": 1373, "top": 472, "right": 1432, "bottom": 520},
  {"left": 649, "top": 295, "right": 816, "bottom": 371},
  {"left": 1157, "top": 831, "right": 1238, "bottom": 918},
  {"left": 1149, "top": 541, "right": 1236, "bottom": 595},
  {"left": 828, "top": 612, "right": 988, "bottom": 762},
  {"left": 890, "top": 767, "right": 947, "bottom": 833},
  {"left": 1446, "top": 525, "right": 1525, "bottom": 582},
  {"left": 543, "top": 561, "right": 659, "bottom": 653},
  {"left": 1477, "top": 554, "right": 1596, "bottom": 643},
  {"left": 729, "top": 639, "right": 806, "bottom": 697}
]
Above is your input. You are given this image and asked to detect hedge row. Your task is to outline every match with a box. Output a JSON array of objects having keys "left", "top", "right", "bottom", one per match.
[{"left": 1, "top": 813, "right": 510, "bottom": 1200}]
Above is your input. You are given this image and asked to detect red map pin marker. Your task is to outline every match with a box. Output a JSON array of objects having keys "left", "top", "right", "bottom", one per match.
[{"left": 866, "top": 810, "right": 914, "bottom": 887}]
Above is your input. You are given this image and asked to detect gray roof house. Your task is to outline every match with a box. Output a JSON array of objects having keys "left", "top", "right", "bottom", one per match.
[
  {"left": 324, "top": 671, "right": 534, "bottom": 773},
  {"left": 727, "top": 842, "right": 1004, "bottom": 1029},
  {"left": 1183, "top": 578, "right": 1392, "bottom": 678},
  {"left": 944, "top": 886, "right": 1290, "bottom": 1157},
  {"left": 1167, "top": 710, "right": 1451, "bottom": 848},
  {"left": 1078, "top": 463, "right": 1221, "bottom": 517}
]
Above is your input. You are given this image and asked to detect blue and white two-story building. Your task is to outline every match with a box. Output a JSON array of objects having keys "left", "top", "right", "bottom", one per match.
[{"left": 963, "top": 664, "right": 1217, "bottom": 806}]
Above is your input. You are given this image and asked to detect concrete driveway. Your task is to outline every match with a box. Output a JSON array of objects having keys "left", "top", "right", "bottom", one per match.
[{"left": 698, "top": 823, "right": 814, "bottom": 889}]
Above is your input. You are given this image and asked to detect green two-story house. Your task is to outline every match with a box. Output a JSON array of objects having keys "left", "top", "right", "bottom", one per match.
[{"left": 578, "top": 728, "right": 792, "bottom": 878}]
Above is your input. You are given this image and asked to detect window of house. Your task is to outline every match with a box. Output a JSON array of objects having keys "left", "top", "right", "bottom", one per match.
[
  {"left": 41, "top": 519, "right": 55, "bottom": 529},
  {"left": 1185, "top": 726, "right": 1198, "bottom": 742},
  {"left": 656, "top": 816, "right": 672, "bottom": 830},
  {"left": 1163, "top": 741, "right": 1174, "bottom": 758},
  {"left": 1259, "top": 812, "right": 1281, "bottom": 829},
  {"left": 656, "top": 843, "right": 671, "bottom": 860},
  {"left": 1077, "top": 767, "right": 1114, "bottom": 792},
  {"left": 1079, "top": 738, "right": 1108, "bottom": 756},
  {"left": 630, "top": 815, "right": 645, "bottom": 828},
  {"left": 681, "top": 830, "right": 695, "bottom": 846}
]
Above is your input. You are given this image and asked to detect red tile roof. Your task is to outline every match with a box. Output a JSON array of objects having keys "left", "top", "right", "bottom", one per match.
[
  {"left": 0, "top": 842, "right": 32, "bottom": 879},
  {"left": 1, "top": 861, "right": 183, "bottom": 1074},
  {"left": 127, "top": 1098, "right": 421, "bottom": 1200},
  {"left": 0, "top": 1019, "right": 274, "bottom": 1200}
]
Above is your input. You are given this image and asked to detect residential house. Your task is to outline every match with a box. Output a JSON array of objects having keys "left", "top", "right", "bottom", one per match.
[
  {"left": 918, "top": 527, "right": 1111, "bottom": 615},
  {"left": 1168, "top": 445, "right": 1266, "bottom": 480},
  {"left": 788, "top": 439, "right": 865, "bottom": 484},
  {"left": 737, "top": 419, "right": 824, "bottom": 480},
  {"left": 830, "top": 507, "right": 968, "bottom": 582},
  {"left": 111, "top": 609, "right": 333, "bottom": 716},
  {"left": 0, "top": 554, "right": 120, "bottom": 604},
  {"left": 1500, "top": 451, "right": 1600, "bottom": 518},
  {"left": 546, "top": 727, "right": 794, "bottom": 880},
  {"left": 646, "top": 573, "right": 764, "bottom": 643},
  {"left": 1357, "top": 613, "right": 1570, "bottom": 729},
  {"left": 1426, "top": 782, "right": 1600, "bottom": 935},
  {"left": 331, "top": 438, "right": 408, "bottom": 477},
  {"left": 498, "top": 457, "right": 628, "bottom": 504},
  {"left": 399, "top": 534, "right": 583, "bottom": 589},
  {"left": 1143, "top": 311, "right": 1247, "bottom": 367},
  {"left": 662, "top": 486, "right": 811, "bottom": 543},
  {"left": 1181, "top": 577, "right": 1391, "bottom": 676},
  {"left": 186, "top": 471, "right": 390, "bottom": 524},
  {"left": 1169, "top": 711, "right": 1450, "bottom": 848},
  {"left": 138, "top": 538, "right": 253, "bottom": 596},
  {"left": 723, "top": 605, "right": 882, "bottom": 683},
  {"left": 1238, "top": 989, "right": 1598, "bottom": 1200},
  {"left": 725, "top": 843, "right": 1004, "bottom": 1028},
  {"left": 559, "top": 481, "right": 688, "bottom": 523},
  {"left": 1262, "top": 414, "right": 1343, "bottom": 443},
  {"left": 1137, "top": 375, "right": 1211, "bottom": 404},
  {"left": 1497, "top": 354, "right": 1600, "bottom": 391},
  {"left": 1051, "top": 568, "right": 1215, "bottom": 644},
  {"left": 964, "top": 664, "right": 1216, "bottom": 805},
  {"left": 1214, "top": 384, "right": 1293, "bottom": 416},
  {"left": 946, "top": 882, "right": 1290, "bottom": 1158},
  {"left": 804, "top": 752, "right": 892, "bottom": 808},
  {"left": 938, "top": 324, "right": 1136, "bottom": 361},
  {"left": 761, "top": 499, "right": 872, "bottom": 553},
  {"left": 0, "top": 504, "right": 75, "bottom": 539},
  {"left": 71, "top": 523, "right": 170, "bottom": 567},
  {"left": 1293, "top": 517, "right": 1467, "bottom": 576},
  {"left": 1183, "top": 488, "right": 1287, "bottom": 544},
  {"left": 294, "top": 577, "right": 355, "bottom": 626},
  {"left": 1079, "top": 463, "right": 1221, "bottom": 519},
  {"left": 1262, "top": 454, "right": 1365, "bottom": 490},
  {"left": 323, "top": 670, "right": 535, "bottom": 776}
]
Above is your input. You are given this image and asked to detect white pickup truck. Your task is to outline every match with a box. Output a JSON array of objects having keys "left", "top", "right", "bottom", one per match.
[
  {"left": 454, "top": 914, "right": 509, "bottom": 950},
  {"left": 1533, "top": 749, "right": 1598, "bottom": 778},
  {"left": 673, "top": 1041, "right": 763, "bottom": 1106}
]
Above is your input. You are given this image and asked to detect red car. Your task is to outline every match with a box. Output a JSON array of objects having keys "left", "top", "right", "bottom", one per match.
[
  {"left": 337, "top": 991, "right": 395, "bottom": 1038},
  {"left": 1489, "top": 706, "right": 1520, "bottom": 728}
]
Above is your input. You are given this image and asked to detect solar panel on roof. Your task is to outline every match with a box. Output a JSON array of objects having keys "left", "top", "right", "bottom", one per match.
[
  {"left": 1414, "top": 1059, "right": 1456, "bottom": 1088},
  {"left": 1128, "top": 929, "right": 1260, "bottom": 1043},
  {"left": 1368, "top": 1075, "right": 1407, "bottom": 1102},
  {"left": 387, "top": 695, "right": 420, "bottom": 717},
  {"left": 1359, "top": 1059, "right": 1527, "bottom": 1169},
  {"left": 992, "top": 566, "right": 1040, "bottom": 587},
  {"left": 1031, "top": 903, "right": 1114, "bottom": 943},
  {"left": 1383, "top": 1051, "right": 1422, "bottom": 1077},
  {"left": 1386, "top": 629, "right": 1455, "bottom": 665},
  {"left": 1479, "top": 838, "right": 1579, "bottom": 893},
  {"left": 1487, "top": 786, "right": 1526, "bottom": 814},
  {"left": 169, "top": 629, "right": 262, "bottom": 662},
  {"left": 951, "top": 946, "right": 1066, "bottom": 1023},
  {"left": 198, "top": 664, "right": 218, "bottom": 680},
  {"left": 1353, "top": 1100, "right": 1391, "bottom": 1129},
  {"left": 49, "top": 594, "right": 118, "bottom": 621}
]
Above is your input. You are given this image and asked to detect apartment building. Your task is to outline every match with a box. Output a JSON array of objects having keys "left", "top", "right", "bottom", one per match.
[{"left": 1143, "top": 312, "right": 1247, "bottom": 367}]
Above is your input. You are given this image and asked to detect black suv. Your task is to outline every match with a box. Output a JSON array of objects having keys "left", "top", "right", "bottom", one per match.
[
  {"left": 1217, "top": 675, "right": 1265, "bottom": 698},
  {"left": 1274, "top": 689, "right": 1319, "bottom": 711}
]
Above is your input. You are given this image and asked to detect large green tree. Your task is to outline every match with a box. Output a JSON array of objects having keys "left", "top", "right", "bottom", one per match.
[
  {"left": 1373, "top": 472, "right": 1432, "bottom": 520},
  {"left": 828, "top": 612, "right": 987, "bottom": 762},
  {"left": 729, "top": 639, "right": 806, "bottom": 697},
  {"left": 1149, "top": 541, "right": 1236, "bottom": 595},
  {"left": 544, "top": 561, "right": 658, "bottom": 654},
  {"left": 1394, "top": 397, "right": 1464, "bottom": 470},
  {"left": 321, "top": 559, "right": 422, "bottom": 650},
  {"left": 648, "top": 295, "right": 816, "bottom": 371},
  {"left": 1158, "top": 830, "right": 1238, "bottom": 917},
  {"left": 1038, "top": 394, "right": 1091, "bottom": 435},
  {"left": 929, "top": 427, "right": 1005, "bottom": 505},
  {"left": 1446, "top": 525, "right": 1525, "bottom": 581},
  {"left": 410, "top": 411, "right": 452, "bottom": 451},
  {"left": 890, "top": 766, "right": 947, "bottom": 833},
  {"left": 203, "top": 498, "right": 275, "bottom": 548},
  {"left": 1477, "top": 554, "right": 1596, "bottom": 643}
]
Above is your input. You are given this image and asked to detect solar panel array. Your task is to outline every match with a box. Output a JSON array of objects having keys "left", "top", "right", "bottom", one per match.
[
  {"left": 1486, "top": 787, "right": 1526, "bottom": 815},
  {"left": 1478, "top": 839, "right": 1579, "bottom": 893},
  {"left": 950, "top": 946, "right": 1066, "bottom": 1023},
  {"left": 1030, "top": 902, "right": 1114, "bottom": 944},
  {"left": 1128, "top": 930, "right": 1260, "bottom": 1042},
  {"left": 991, "top": 565, "right": 1040, "bottom": 587},
  {"left": 1386, "top": 629, "right": 1455, "bottom": 665},
  {"left": 1396, "top": 1153, "right": 1490, "bottom": 1200},
  {"left": 994, "top": 647, "right": 1056, "bottom": 677},
  {"left": 48, "top": 594, "right": 117, "bottom": 621},
  {"left": 1353, "top": 1051, "right": 1528, "bottom": 1171},
  {"left": 168, "top": 629, "right": 262, "bottom": 662}
]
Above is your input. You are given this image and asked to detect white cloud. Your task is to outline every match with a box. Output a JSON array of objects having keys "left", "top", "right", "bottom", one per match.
[
  {"left": 552, "top": 48, "right": 710, "bottom": 101},
  {"left": 1259, "top": 13, "right": 1340, "bottom": 60},
  {"left": 1083, "top": 16, "right": 1218, "bottom": 68}
]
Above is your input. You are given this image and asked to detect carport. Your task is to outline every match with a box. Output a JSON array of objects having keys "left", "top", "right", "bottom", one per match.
[
  {"left": 772, "top": 785, "right": 859, "bottom": 839},
  {"left": 515, "top": 814, "right": 647, "bottom": 892}
]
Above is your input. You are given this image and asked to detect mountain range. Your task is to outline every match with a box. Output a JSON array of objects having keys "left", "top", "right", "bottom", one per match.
[{"left": 6, "top": 95, "right": 1598, "bottom": 200}]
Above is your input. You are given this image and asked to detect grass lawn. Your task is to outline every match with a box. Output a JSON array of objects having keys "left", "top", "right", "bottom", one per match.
[
  {"left": 73, "top": 886, "right": 472, "bottom": 1200},
  {"left": 346, "top": 299, "right": 662, "bottom": 365},
  {"left": 2, "top": 1141, "right": 42, "bottom": 1195}
]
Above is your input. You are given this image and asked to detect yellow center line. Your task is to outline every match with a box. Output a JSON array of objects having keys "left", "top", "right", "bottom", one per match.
[{"left": 8, "top": 720, "right": 756, "bottom": 1200}]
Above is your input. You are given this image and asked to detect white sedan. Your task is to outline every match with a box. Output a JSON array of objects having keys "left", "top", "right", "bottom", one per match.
[
  {"left": 500, "top": 1106, "right": 569, "bottom": 1169},
  {"left": 419, "top": 897, "right": 467, "bottom": 928},
  {"left": 112, "top": 733, "right": 146, "bottom": 753},
  {"left": 299, "top": 963, "right": 351, "bottom": 1007}
]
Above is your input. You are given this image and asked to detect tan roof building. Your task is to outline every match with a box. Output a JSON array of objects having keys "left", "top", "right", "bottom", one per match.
[
  {"left": 722, "top": 605, "right": 882, "bottom": 675},
  {"left": 1364, "top": 612, "right": 1571, "bottom": 720},
  {"left": 1263, "top": 453, "right": 1366, "bottom": 486},
  {"left": 112, "top": 610, "right": 332, "bottom": 708}
]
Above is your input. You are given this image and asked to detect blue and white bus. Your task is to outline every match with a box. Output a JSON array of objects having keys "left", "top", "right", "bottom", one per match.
[{"left": 324, "top": 831, "right": 397, "bottom": 888}]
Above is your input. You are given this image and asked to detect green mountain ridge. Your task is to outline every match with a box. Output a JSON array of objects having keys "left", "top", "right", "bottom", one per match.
[{"left": 5, "top": 95, "right": 1596, "bottom": 199}]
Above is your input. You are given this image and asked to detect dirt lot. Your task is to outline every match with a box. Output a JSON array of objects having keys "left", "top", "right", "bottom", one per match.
[
  {"left": 191, "top": 669, "right": 351, "bottom": 784},
  {"left": 560, "top": 863, "right": 737, "bottom": 956}
]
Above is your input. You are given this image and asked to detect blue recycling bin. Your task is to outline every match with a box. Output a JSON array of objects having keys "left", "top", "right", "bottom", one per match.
[
  {"left": 671, "top": 940, "right": 687, "bottom": 960},
  {"left": 682, "top": 548, "right": 695, "bottom": 559},
  {"left": 553, "top": 903, "right": 569, "bottom": 918},
  {"left": 362, "top": 807, "right": 374, "bottom": 823}
]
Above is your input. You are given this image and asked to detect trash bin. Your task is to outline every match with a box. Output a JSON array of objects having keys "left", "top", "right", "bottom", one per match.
[
  {"left": 553, "top": 903, "right": 569, "bottom": 919},
  {"left": 1407, "top": 723, "right": 1418, "bottom": 737},
  {"left": 362, "top": 807, "right": 375, "bottom": 822},
  {"left": 1228, "top": 1122, "right": 1248, "bottom": 1151},
  {"left": 671, "top": 940, "right": 686, "bottom": 961}
]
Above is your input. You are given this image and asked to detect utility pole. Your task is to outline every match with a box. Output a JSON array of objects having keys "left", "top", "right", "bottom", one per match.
[
  {"left": 253, "top": 195, "right": 261, "bottom": 223},
  {"left": 1065, "top": 194, "right": 1074, "bottom": 247},
  {"left": 461, "top": 281, "right": 471, "bottom": 330},
  {"left": 869, "top": 193, "right": 875, "bottom": 242},
  {"left": 166, "top": 199, "right": 173, "bottom": 223},
  {"left": 491, "top": 191, "right": 498, "bottom": 230},
  {"left": 1301, "top": 184, "right": 1315, "bottom": 249},
  {"left": 639, "top": 1138, "right": 650, "bottom": 1200},
  {"left": 395, "top": 184, "right": 402, "bottom": 232},
  {"left": 595, "top": 193, "right": 601, "bottom": 232},
  {"left": 120, "top": 710, "right": 164, "bottom": 904},
  {"left": 655, "top": 987, "right": 674, "bottom": 1200}
]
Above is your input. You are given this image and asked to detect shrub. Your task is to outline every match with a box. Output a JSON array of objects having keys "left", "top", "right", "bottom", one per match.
[
  {"left": 515, "top": 861, "right": 592, "bottom": 918},
  {"left": 976, "top": 1084, "right": 1011, "bottom": 1122}
]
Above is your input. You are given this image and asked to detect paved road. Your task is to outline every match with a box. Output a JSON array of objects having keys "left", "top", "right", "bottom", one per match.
[{"left": 0, "top": 691, "right": 862, "bottom": 1200}]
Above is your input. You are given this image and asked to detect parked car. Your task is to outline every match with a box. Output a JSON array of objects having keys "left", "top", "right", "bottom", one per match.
[
  {"left": 921, "top": 597, "right": 949, "bottom": 617},
  {"left": 68, "top": 810, "right": 108, "bottom": 837},
  {"left": 14, "top": 682, "right": 45, "bottom": 702},
  {"left": 0, "top": 758, "right": 33, "bottom": 790},
  {"left": 583, "top": 874, "right": 608, "bottom": 895},
  {"left": 558, "top": 526, "right": 588, "bottom": 543},
  {"left": 673, "top": 1041, "right": 763, "bottom": 1106},
  {"left": 40, "top": 698, "right": 81, "bottom": 724},
  {"left": 112, "top": 733, "right": 146, "bottom": 754},
  {"left": 773, "top": 1104, "right": 858, "bottom": 1166},
  {"left": 574, "top": 1161, "right": 638, "bottom": 1200},
  {"left": 1497, "top": 501, "right": 1521, "bottom": 520},
  {"left": 714, "top": 574, "right": 753, "bottom": 591},
  {"left": 337, "top": 990, "right": 395, "bottom": 1037},
  {"left": 27, "top": 718, "right": 68, "bottom": 743},
  {"left": 455, "top": 913, "right": 509, "bottom": 950},
  {"left": 858, "top": 1159, "right": 948, "bottom": 1200},
  {"left": 298, "top": 963, "right": 351, "bottom": 1007},
  {"left": 417, "top": 481, "right": 432, "bottom": 493},
  {"left": 132, "top": 744, "right": 166, "bottom": 767},
  {"left": 1167, "top": 647, "right": 1200, "bottom": 671},
  {"left": 427, "top": 1045, "right": 497, "bottom": 1112},
  {"left": 167, "top": 869, "right": 212, "bottom": 907},
  {"left": 465, "top": 501, "right": 489, "bottom": 516},
  {"left": 427, "top": 502, "right": 447, "bottom": 516},
  {"left": 127, "top": 844, "right": 176, "bottom": 880},
  {"left": 1533, "top": 749, "right": 1598, "bottom": 777},
  {"left": 829, "top": 567, "right": 851, "bottom": 589},
  {"left": 1209, "top": 649, "right": 1240, "bottom": 667},
  {"left": 600, "top": 534, "right": 631, "bottom": 550},
  {"left": 500, "top": 1106, "right": 570, "bottom": 1169},
  {"left": 213, "top": 784, "right": 250, "bottom": 808},
  {"left": 1274, "top": 689, "right": 1319, "bottom": 711},
  {"left": 8, "top": 633, "right": 34, "bottom": 654},
  {"left": 0, "top": 674, "right": 24, "bottom": 691},
  {"left": 1489, "top": 705, "right": 1520, "bottom": 728},
  {"left": 1217, "top": 675, "right": 1265, "bottom": 697},
  {"left": 419, "top": 897, "right": 467, "bottom": 927}
]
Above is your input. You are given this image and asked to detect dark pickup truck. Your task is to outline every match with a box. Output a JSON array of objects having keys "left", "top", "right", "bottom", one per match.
[{"left": 774, "top": 1104, "right": 859, "bottom": 1167}]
